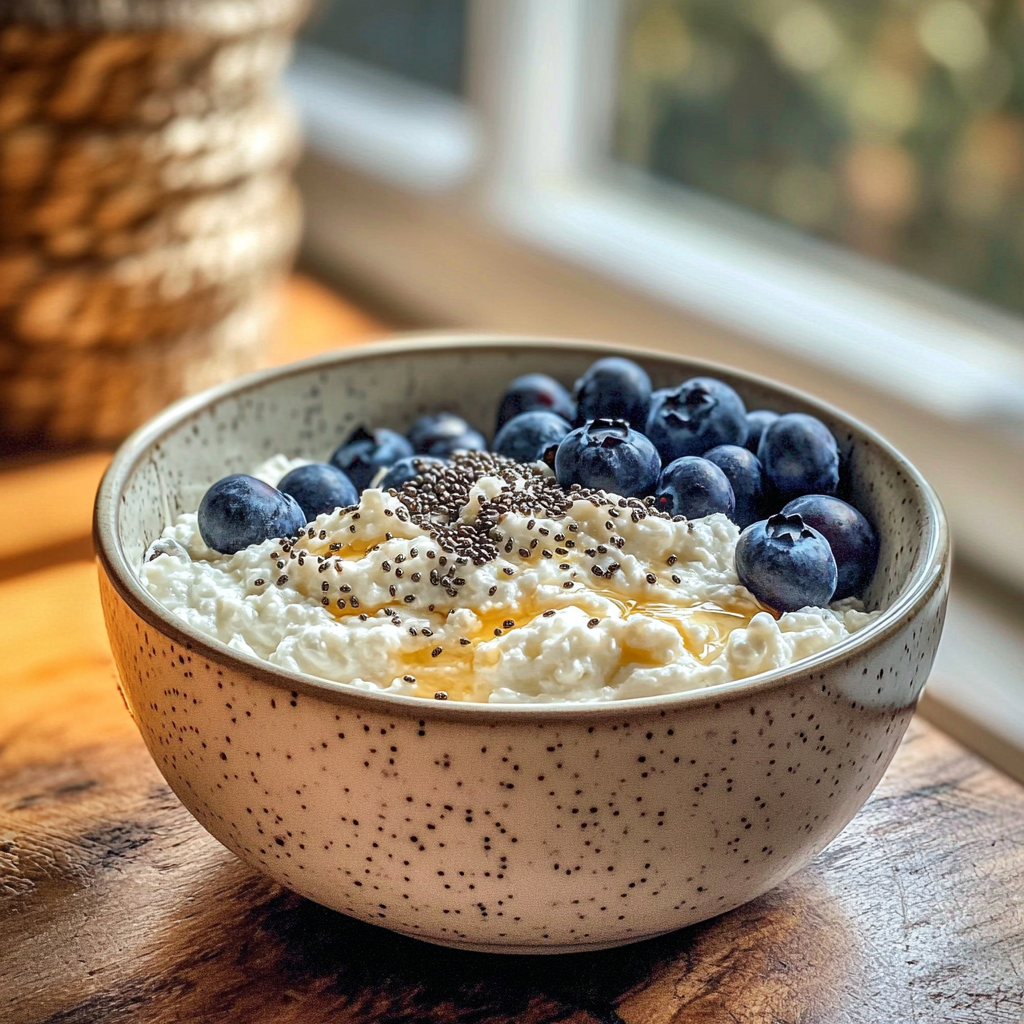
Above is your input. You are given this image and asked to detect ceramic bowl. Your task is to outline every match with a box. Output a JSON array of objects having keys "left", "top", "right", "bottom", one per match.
[{"left": 95, "top": 336, "right": 949, "bottom": 954}]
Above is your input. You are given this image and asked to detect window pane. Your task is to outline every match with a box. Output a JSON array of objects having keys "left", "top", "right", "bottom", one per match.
[
  {"left": 614, "top": 0, "right": 1024, "bottom": 316},
  {"left": 301, "top": 0, "right": 468, "bottom": 96}
]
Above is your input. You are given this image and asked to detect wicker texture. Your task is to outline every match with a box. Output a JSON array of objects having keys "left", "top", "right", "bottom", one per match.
[
  {"left": 0, "top": 0, "right": 308, "bottom": 445},
  {"left": 0, "top": 0, "right": 310, "bottom": 34},
  {"left": 0, "top": 25, "right": 296, "bottom": 128},
  {"left": 0, "top": 99, "right": 301, "bottom": 234},
  {"left": 0, "top": 179, "right": 300, "bottom": 348},
  {"left": 0, "top": 293, "right": 278, "bottom": 442}
]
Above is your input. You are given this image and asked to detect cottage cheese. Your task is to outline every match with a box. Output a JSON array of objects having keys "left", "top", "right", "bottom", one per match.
[{"left": 141, "top": 454, "right": 876, "bottom": 703}]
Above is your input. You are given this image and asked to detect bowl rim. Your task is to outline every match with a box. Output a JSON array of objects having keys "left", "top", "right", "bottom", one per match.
[{"left": 95, "top": 333, "right": 949, "bottom": 720}]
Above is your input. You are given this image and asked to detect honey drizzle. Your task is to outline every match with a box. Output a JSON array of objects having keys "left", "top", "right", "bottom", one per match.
[
  {"left": 289, "top": 487, "right": 774, "bottom": 702},
  {"left": 320, "top": 587, "right": 768, "bottom": 702}
]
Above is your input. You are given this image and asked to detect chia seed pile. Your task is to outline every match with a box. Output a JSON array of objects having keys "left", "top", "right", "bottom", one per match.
[
  {"left": 284, "top": 452, "right": 677, "bottom": 611},
  {"left": 391, "top": 451, "right": 672, "bottom": 564}
]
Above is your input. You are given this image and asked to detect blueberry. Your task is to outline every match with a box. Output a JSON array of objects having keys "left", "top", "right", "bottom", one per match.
[
  {"left": 758, "top": 413, "right": 839, "bottom": 502},
  {"left": 782, "top": 494, "right": 879, "bottom": 600},
  {"left": 330, "top": 426, "right": 413, "bottom": 491},
  {"left": 648, "top": 386, "right": 673, "bottom": 417},
  {"left": 554, "top": 418, "right": 661, "bottom": 497},
  {"left": 743, "top": 409, "right": 779, "bottom": 455},
  {"left": 496, "top": 373, "right": 575, "bottom": 431},
  {"left": 408, "top": 412, "right": 487, "bottom": 456},
  {"left": 377, "top": 455, "right": 447, "bottom": 491},
  {"left": 198, "top": 474, "right": 306, "bottom": 554},
  {"left": 704, "top": 444, "right": 765, "bottom": 528},
  {"left": 644, "top": 377, "right": 747, "bottom": 463},
  {"left": 573, "top": 357, "right": 652, "bottom": 427},
  {"left": 539, "top": 441, "right": 561, "bottom": 473},
  {"left": 654, "top": 456, "right": 735, "bottom": 520},
  {"left": 735, "top": 513, "right": 838, "bottom": 612},
  {"left": 492, "top": 409, "right": 572, "bottom": 463},
  {"left": 278, "top": 463, "right": 358, "bottom": 521}
]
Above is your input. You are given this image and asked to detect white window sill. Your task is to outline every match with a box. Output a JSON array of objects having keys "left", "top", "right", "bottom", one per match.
[
  {"left": 489, "top": 174, "right": 1024, "bottom": 435},
  {"left": 286, "top": 45, "right": 481, "bottom": 193}
]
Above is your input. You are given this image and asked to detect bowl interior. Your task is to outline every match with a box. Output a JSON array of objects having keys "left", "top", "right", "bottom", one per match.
[{"left": 109, "top": 338, "right": 935, "bottom": 623}]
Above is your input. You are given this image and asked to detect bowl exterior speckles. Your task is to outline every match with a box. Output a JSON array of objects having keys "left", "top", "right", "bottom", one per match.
[{"left": 95, "top": 336, "right": 949, "bottom": 953}]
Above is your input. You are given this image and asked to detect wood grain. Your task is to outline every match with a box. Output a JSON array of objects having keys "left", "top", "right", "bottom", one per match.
[{"left": 1, "top": 563, "right": 1023, "bottom": 1024}]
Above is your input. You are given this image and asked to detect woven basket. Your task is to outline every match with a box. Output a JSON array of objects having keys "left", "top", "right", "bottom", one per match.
[
  {"left": 0, "top": 1, "right": 311, "bottom": 33},
  {"left": 0, "top": 24, "right": 297, "bottom": 129},
  {"left": 0, "top": 164, "right": 298, "bottom": 258},
  {"left": 0, "top": 0, "right": 309, "bottom": 446},
  {"left": 0, "top": 292, "right": 279, "bottom": 443},
  {"left": 0, "top": 180, "right": 300, "bottom": 347},
  {"left": 0, "top": 97, "right": 300, "bottom": 243}
]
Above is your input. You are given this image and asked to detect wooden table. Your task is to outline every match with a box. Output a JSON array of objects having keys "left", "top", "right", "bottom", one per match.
[{"left": 2, "top": 279, "right": 1023, "bottom": 1024}]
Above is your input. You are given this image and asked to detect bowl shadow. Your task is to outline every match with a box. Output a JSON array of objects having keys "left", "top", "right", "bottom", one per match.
[{"left": 49, "top": 847, "right": 863, "bottom": 1024}]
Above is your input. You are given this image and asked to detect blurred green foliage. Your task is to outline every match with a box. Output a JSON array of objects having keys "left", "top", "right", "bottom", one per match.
[{"left": 615, "top": 0, "right": 1024, "bottom": 314}]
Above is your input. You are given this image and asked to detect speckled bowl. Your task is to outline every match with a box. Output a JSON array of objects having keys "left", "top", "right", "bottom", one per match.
[{"left": 94, "top": 336, "right": 949, "bottom": 954}]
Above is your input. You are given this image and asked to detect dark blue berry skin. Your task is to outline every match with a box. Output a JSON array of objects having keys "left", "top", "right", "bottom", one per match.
[
  {"left": 649, "top": 386, "right": 673, "bottom": 409},
  {"left": 408, "top": 412, "right": 487, "bottom": 456},
  {"left": 555, "top": 418, "right": 661, "bottom": 497},
  {"left": 492, "top": 410, "right": 572, "bottom": 463},
  {"left": 704, "top": 444, "right": 765, "bottom": 528},
  {"left": 573, "top": 357, "right": 652, "bottom": 428},
  {"left": 330, "top": 426, "right": 413, "bottom": 491},
  {"left": 496, "top": 373, "right": 575, "bottom": 431},
  {"left": 735, "top": 513, "right": 838, "bottom": 612},
  {"left": 377, "top": 455, "right": 447, "bottom": 491},
  {"left": 743, "top": 410, "right": 779, "bottom": 455},
  {"left": 655, "top": 456, "right": 735, "bottom": 520},
  {"left": 782, "top": 494, "right": 879, "bottom": 600},
  {"left": 644, "top": 377, "right": 747, "bottom": 463},
  {"left": 198, "top": 474, "right": 306, "bottom": 554},
  {"left": 278, "top": 463, "right": 358, "bottom": 522},
  {"left": 758, "top": 413, "right": 839, "bottom": 502}
]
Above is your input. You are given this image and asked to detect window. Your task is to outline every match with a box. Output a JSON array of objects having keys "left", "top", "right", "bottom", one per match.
[
  {"left": 614, "top": 0, "right": 1024, "bottom": 318},
  {"left": 300, "top": 0, "right": 468, "bottom": 96},
  {"left": 289, "top": 0, "right": 477, "bottom": 191}
]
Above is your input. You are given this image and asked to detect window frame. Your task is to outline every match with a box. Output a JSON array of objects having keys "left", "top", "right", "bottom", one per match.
[
  {"left": 479, "top": 0, "right": 1024, "bottom": 428},
  {"left": 287, "top": 42, "right": 481, "bottom": 192}
]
